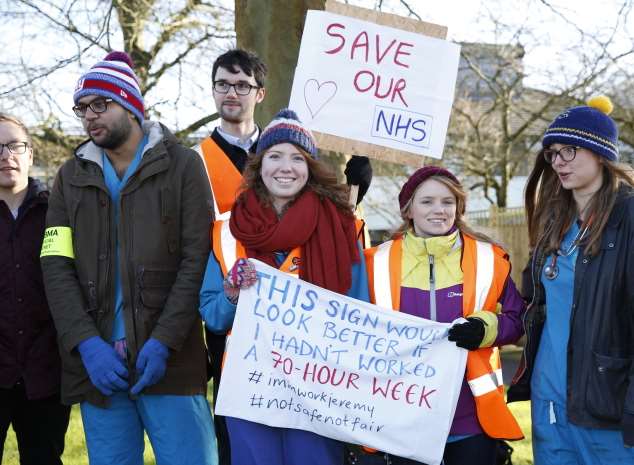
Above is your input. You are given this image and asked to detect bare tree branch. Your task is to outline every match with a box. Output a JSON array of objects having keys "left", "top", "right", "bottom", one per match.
[{"left": 174, "top": 112, "right": 220, "bottom": 140}]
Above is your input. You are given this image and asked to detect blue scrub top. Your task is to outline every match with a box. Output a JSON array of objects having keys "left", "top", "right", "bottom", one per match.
[
  {"left": 531, "top": 221, "right": 580, "bottom": 405},
  {"left": 103, "top": 135, "right": 148, "bottom": 341}
]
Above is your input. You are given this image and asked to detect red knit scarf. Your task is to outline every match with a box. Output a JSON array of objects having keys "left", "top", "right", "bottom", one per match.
[{"left": 229, "top": 189, "right": 359, "bottom": 294}]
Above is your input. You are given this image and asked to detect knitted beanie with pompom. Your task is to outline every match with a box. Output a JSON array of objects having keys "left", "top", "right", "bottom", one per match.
[
  {"left": 542, "top": 95, "right": 619, "bottom": 161},
  {"left": 73, "top": 51, "right": 145, "bottom": 124}
]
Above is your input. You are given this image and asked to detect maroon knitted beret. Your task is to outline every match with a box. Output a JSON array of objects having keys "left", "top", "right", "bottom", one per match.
[{"left": 398, "top": 166, "right": 461, "bottom": 210}]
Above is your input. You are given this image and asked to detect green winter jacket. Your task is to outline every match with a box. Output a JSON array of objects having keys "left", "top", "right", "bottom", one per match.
[{"left": 42, "top": 121, "right": 213, "bottom": 406}]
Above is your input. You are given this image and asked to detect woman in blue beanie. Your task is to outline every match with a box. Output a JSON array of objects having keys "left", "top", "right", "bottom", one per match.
[{"left": 508, "top": 96, "right": 634, "bottom": 464}]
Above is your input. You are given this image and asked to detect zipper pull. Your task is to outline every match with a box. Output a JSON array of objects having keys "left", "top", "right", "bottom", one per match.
[{"left": 429, "top": 255, "right": 435, "bottom": 284}]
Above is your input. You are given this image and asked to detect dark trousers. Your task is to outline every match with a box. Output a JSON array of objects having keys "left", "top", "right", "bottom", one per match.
[
  {"left": 0, "top": 383, "right": 71, "bottom": 465},
  {"left": 207, "top": 330, "right": 231, "bottom": 465},
  {"left": 349, "top": 434, "right": 499, "bottom": 465}
]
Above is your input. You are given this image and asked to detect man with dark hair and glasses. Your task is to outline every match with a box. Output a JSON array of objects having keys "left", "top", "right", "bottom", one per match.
[
  {"left": 42, "top": 51, "right": 218, "bottom": 465},
  {"left": 194, "top": 47, "right": 267, "bottom": 465},
  {"left": 195, "top": 48, "right": 267, "bottom": 221},
  {"left": 0, "top": 114, "right": 71, "bottom": 465}
]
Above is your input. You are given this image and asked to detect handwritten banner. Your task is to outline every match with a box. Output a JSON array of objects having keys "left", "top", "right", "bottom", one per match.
[
  {"left": 288, "top": 10, "right": 460, "bottom": 160},
  {"left": 216, "top": 260, "right": 467, "bottom": 465}
]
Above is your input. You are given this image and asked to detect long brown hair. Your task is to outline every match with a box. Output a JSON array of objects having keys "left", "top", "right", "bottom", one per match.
[
  {"left": 525, "top": 148, "right": 634, "bottom": 256},
  {"left": 393, "top": 174, "right": 498, "bottom": 245},
  {"left": 239, "top": 147, "right": 354, "bottom": 216}
]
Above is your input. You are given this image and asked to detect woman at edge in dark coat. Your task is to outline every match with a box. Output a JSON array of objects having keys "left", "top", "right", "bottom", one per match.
[{"left": 508, "top": 95, "right": 634, "bottom": 464}]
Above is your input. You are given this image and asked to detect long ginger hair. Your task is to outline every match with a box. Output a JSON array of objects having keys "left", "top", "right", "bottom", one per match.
[{"left": 239, "top": 146, "right": 354, "bottom": 216}]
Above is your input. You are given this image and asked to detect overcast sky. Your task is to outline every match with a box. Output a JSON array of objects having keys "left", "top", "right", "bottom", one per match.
[{"left": 3, "top": 0, "right": 632, "bottom": 131}]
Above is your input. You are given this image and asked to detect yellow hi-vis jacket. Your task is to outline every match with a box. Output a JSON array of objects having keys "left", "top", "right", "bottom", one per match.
[{"left": 364, "top": 232, "right": 524, "bottom": 441}]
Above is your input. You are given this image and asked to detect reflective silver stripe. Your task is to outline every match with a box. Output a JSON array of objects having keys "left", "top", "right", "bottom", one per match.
[
  {"left": 474, "top": 241, "right": 495, "bottom": 311},
  {"left": 468, "top": 368, "right": 503, "bottom": 396},
  {"left": 468, "top": 241, "right": 502, "bottom": 399},
  {"left": 219, "top": 220, "right": 237, "bottom": 273},
  {"left": 494, "top": 367, "right": 503, "bottom": 386},
  {"left": 216, "top": 210, "right": 231, "bottom": 221},
  {"left": 373, "top": 241, "right": 393, "bottom": 309}
]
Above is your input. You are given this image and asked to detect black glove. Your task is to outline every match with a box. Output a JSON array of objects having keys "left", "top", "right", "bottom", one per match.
[
  {"left": 622, "top": 411, "right": 634, "bottom": 447},
  {"left": 344, "top": 156, "right": 373, "bottom": 205},
  {"left": 448, "top": 318, "right": 485, "bottom": 351}
]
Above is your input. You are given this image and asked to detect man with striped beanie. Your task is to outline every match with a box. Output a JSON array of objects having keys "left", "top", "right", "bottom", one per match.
[
  {"left": 73, "top": 51, "right": 145, "bottom": 125},
  {"left": 42, "top": 51, "right": 218, "bottom": 464}
]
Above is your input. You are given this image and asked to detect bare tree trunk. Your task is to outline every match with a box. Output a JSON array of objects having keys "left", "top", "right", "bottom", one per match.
[
  {"left": 235, "top": 0, "right": 326, "bottom": 124},
  {"left": 113, "top": 0, "right": 156, "bottom": 89}
]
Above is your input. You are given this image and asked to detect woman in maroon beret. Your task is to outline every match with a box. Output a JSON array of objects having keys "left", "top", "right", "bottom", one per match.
[{"left": 361, "top": 166, "right": 526, "bottom": 465}]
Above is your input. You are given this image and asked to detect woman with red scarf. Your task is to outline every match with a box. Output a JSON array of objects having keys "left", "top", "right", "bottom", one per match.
[{"left": 199, "top": 109, "right": 370, "bottom": 465}]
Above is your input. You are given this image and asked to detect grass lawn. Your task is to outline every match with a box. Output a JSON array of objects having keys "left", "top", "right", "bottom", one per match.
[
  {"left": 3, "top": 404, "right": 157, "bottom": 465},
  {"left": 508, "top": 400, "right": 534, "bottom": 465},
  {"left": 3, "top": 398, "right": 534, "bottom": 465}
]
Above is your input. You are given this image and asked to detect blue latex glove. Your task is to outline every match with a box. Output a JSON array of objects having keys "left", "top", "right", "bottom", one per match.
[
  {"left": 130, "top": 338, "right": 169, "bottom": 395},
  {"left": 77, "top": 336, "right": 129, "bottom": 396}
]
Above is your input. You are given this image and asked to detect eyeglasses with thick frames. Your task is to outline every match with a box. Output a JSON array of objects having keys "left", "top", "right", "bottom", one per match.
[
  {"left": 544, "top": 145, "right": 578, "bottom": 164},
  {"left": 213, "top": 80, "right": 260, "bottom": 95},
  {"left": 0, "top": 142, "right": 29, "bottom": 156},
  {"left": 72, "top": 98, "right": 114, "bottom": 118}
]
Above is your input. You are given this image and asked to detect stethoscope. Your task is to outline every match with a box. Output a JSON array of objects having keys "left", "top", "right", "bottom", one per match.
[{"left": 543, "top": 222, "right": 591, "bottom": 280}]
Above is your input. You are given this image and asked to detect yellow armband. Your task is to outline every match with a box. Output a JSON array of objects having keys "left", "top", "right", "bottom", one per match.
[{"left": 40, "top": 227, "right": 75, "bottom": 259}]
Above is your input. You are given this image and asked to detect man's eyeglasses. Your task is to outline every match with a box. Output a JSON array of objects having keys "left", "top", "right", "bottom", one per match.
[
  {"left": 544, "top": 145, "right": 578, "bottom": 164},
  {"left": 0, "top": 142, "right": 29, "bottom": 156},
  {"left": 72, "top": 98, "right": 114, "bottom": 118},
  {"left": 213, "top": 80, "right": 260, "bottom": 96}
]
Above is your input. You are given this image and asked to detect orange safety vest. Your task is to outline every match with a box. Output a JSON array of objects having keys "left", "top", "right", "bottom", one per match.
[
  {"left": 211, "top": 217, "right": 367, "bottom": 275},
  {"left": 211, "top": 220, "right": 300, "bottom": 371},
  {"left": 364, "top": 233, "right": 524, "bottom": 441},
  {"left": 211, "top": 220, "right": 301, "bottom": 277},
  {"left": 195, "top": 137, "right": 243, "bottom": 220},
  {"left": 354, "top": 217, "right": 367, "bottom": 249}
]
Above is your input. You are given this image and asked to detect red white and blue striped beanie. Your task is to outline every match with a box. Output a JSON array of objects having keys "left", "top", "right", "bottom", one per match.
[
  {"left": 73, "top": 51, "right": 145, "bottom": 124},
  {"left": 256, "top": 109, "right": 317, "bottom": 157},
  {"left": 542, "top": 95, "right": 619, "bottom": 161}
]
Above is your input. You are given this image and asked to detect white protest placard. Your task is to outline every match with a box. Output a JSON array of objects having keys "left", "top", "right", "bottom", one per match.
[
  {"left": 216, "top": 260, "right": 467, "bottom": 465},
  {"left": 288, "top": 10, "right": 460, "bottom": 161}
]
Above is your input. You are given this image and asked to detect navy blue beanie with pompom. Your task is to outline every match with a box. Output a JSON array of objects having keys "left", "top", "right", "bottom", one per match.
[
  {"left": 542, "top": 96, "right": 619, "bottom": 161},
  {"left": 256, "top": 109, "right": 317, "bottom": 157}
]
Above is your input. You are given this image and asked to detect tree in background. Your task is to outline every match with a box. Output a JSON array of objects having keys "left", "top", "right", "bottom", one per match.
[
  {"left": 2, "top": 0, "right": 633, "bottom": 204},
  {"left": 1, "top": 0, "right": 234, "bottom": 176},
  {"left": 446, "top": 1, "right": 634, "bottom": 207},
  {"left": 235, "top": 0, "right": 326, "bottom": 125}
]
